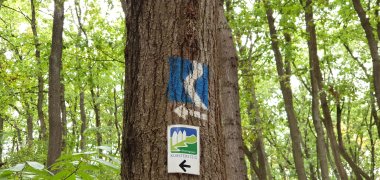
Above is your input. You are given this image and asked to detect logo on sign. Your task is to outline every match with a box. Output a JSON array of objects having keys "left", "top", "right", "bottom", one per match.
[
  {"left": 167, "top": 125, "right": 200, "bottom": 175},
  {"left": 167, "top": 56, "right": 209, "bottom": 120},
  {"left": 170, "top": 127, "right": 198, "bottom": 155}
]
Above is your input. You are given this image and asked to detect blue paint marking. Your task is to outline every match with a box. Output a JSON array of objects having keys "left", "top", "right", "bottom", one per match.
[{"left": 167, "top": 56, "right": 208, "bottom": 108}]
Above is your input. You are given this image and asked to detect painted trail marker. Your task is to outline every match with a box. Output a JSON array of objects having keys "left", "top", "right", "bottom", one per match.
[
  {"left": 167, "top": 125, "right": 200, "bottom": 175},
  {"left": 167, "top": 56, "right": 209, "bottom": 120}
]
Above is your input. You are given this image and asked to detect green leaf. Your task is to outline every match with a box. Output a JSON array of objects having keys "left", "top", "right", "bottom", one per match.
[
  {"left": 9, "top": 163, "right": 25, "bottom": 172},
  {"left": 26, "top": 161, "right": 44, "bottom": 170},
  {"left": 92, "top": 158, "right": 118, "bottom": 170}
]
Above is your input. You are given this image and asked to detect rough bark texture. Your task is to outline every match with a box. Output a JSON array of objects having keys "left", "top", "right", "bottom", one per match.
[
  {"left": 121, "top": 0, "right": 226, "bottom": 179},
  {"left": 47, "top": 0, "right": 64, "bottom": 168},
  {"left": 304, "top": 0, "right": 348, "bottom": 179},
  {"left": 217, "top": 3, "right": 247, "bottom": 179},
  {"left": 80, "top": 91, "right": 86, "bottom": 151},
  {"left": 302, "top": 1, "right": 330, "bottom": 179},
  {"left": 352, "top": 0, "right": 380, "bottom": 112},
  {"left": 265, "top": 2, "right": 307, "bottom": 179},
  {"left": 30, "top": 0, "right": 47, "bottom": 140}
]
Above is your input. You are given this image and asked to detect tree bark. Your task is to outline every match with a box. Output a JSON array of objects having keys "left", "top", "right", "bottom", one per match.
[
  {"left": 217, "top": 2, "right": 247, "bottom": 179},
  {"left": 336, "top": 102, "right": 370, "bottom": 180},
  {"left": 79, "top": 91, "right": 86, "bottom": 151},
  {"left": 0, "top": 115, "right": 4, "bottom": 162},
  {"left": 113, "top": 88, "right": 121, "bottom": 153},
  {"left": 47, "top": 0, "right": 64, "bottom": 169},
  {"left": 352, "top": 0, "right": 380, "bottom": 112},
  {"left": 30, "top": 0, "right": 47, "bottom": 140},
  {"left": 121, "top": 0, "right": 226, "bottom": 179},
  {"left": 61, "top": 83, "right": 67, "bottom": 150},
  {"left": 301, "top": 1, "right": 330, "bottom": 179},
  {"left": 26, "top": 101, "right": 34, "bottom": 146},
  {"left": 265, "top": 2, "right": 307, "bottom": 179},
  {"left": 90, "top": 87, "right": 102, "bottom": 151},
  {"left": 303, "top": 0, "right": 348, "bottom": 179},
  {"left": 248, "top": 83, "right": 272, "bottom": 180}
]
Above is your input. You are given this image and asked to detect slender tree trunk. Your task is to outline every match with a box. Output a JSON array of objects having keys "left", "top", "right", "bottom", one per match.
[
  {"left": 90, "top": 87, "right": 102, "bottom": 151},
  {"left": 113, "top": 88, "right": 121, "bottom": 153},
  {"left": 336, "top": 102, "right": 370, "bottom": 180},
  {"left": 368, "top": 112, "right": 375, "bottom": 180},
  {"left": 246, "top": 83, "right": 271, "bottom": 179},
  {"left": 265, "top": 2, "right": 307, "bottom": 179},
  {"left": 352, "top": 0, "right": 380, "bottom": 111},
  {"left": 301, "top": 1, "right": 331, "bottom": 179},
  {"left": 0, "top": 115, "right": 4, "bottom": 162},
  {"left": 26, "top": 102, "right": 34, "bottom": 146},
  {"left": 47, "top": 0, "right": 64, "bottom": 169},
  {"left": 303, "top": 129, "right": 317, "bottom": 180},
  {"left": 71, "top": 97, "right": 79, "bottom": 152},
  {"left": 30, "top": 0, "right": 47, "bottom": 140},
  {"left": 217, "top": 2, "right": 247, "bottom": 179},
  {"left": 79, "top": 91, "right": 86, "bottom": 151},
  {"left": 303, "top": 0, "right": 348, "bottom": 179},
  {"left": 61, "top": 83, "right": 67, "bottom": 150},
  {"left": 121, "top": 0, "right": 226, "bottom": 179}
]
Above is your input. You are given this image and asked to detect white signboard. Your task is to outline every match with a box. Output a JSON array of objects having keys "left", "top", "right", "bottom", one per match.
[{"left": 167, "top": 124, "right": 200, "bottom": 175}]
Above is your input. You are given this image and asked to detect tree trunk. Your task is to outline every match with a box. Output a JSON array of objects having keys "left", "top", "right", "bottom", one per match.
[
  {"left": 265, "top": 2, "right": 307, "bottom": 179},
  {"left": 47, "top": 0, "right": 64, "bottom": 169},
  {"left": 0, "top": 115, "right": 4, "bottom": 162},
  {"left": 90, "top": 87, "right": 102, "bottom": 151},
  {"left": 26, "top": 101, "right": 34, "bottom": 146},
  {"left": 121, "top": 0, "right": 226, "bottom": 179},
  {"left": 352, "top": 0, "right": 380, "bottom": 112},
  {"left": 217, "top": 2, "right": 247, "bottom": 179},
  {"left": 80, "top": 91, "right": 86, "bottom": 151},
  {"left": 113, "top": 88, "right": 121, "bottom": 153},
  {"left": 61, "top": 83, "right": 67, "bottom": 150},
  {"left": 246, "top": 82, "right": 271, "bottom": 180},
  {"left": 30, "top": 0, "right": 47, "bottom": 140},
  {"left": 303, "top": 0, "right": 348, "bottom": 179},
  {"left": 336, "top": 102, "right": 370, "bottom": 180},
  {"left": 302, "top": 1, "right": 330, "bottom": 179}
]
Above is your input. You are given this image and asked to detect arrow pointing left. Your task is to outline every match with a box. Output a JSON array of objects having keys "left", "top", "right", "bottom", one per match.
[{"left": 179, "top": 160, "right": 191, "bottom": 172}]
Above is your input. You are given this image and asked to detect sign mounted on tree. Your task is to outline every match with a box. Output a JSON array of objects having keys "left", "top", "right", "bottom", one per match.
[
  {"left": 167, "top": 56, "right": 209, "bottom": 120},
  {"left": 167, "top": 124, "right": 200, "bottom": 175}
]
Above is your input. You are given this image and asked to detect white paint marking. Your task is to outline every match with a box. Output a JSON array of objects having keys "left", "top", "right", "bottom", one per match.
[
  {"left": 184, "top": 61, "right": 208, "bottom": 110},
  {"left": 174, "top": 105, "right": 208, "bottom": 121}
]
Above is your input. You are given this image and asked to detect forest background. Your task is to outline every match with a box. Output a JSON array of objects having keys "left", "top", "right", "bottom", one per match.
[{"left": 0, "top": 0, "right": 379, "bottom": 179}]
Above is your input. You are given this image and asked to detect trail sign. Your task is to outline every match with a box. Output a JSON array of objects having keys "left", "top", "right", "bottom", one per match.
[
  {"left": 167, "top": 125, "right": 200, "bottom": 175},
  {"left": 167, "top": 56, "right": 209, "bottom": 120}
]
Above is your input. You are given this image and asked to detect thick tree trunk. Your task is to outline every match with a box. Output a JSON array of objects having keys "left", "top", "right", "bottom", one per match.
[
  {"left": 265, "top": 2, "right": 307, "bottom": 179},
  {"left": 303, "top": 0, "right": 348, "bottom": 179},
  {"left": 47, "top": 0, "right": 64, "bottom": 168},
  {"left": 30, "top": 0, "right": 47, "bottom": 140},
  {"left": 217, "top": 3, "right": 247, "bottom": 179},
  {"left": 79, "top": 91, "right": 86, "bottom": 151},
  {"left": 121, "top": 0, "right": 226, "bottom": 179},
  {"left": 352, "top": 0, "right": 380, "bottom": 112},
  {"left": 302, "top": 1, "right": 330, "bottom": 179}
]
